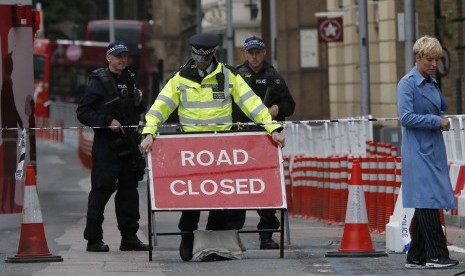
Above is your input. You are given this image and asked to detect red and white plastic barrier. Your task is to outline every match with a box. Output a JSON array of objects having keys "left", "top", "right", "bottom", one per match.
[
  {"left": 286, "top": 140, "right": 404, "bottom": 233},
  {"left": 77, "top": 128, "right": 93, "bottom": 170},
  {"left": 449, "top": 162, "right": 465, "bottom": 216},
  {"left": 35, "top": 117, "right": 63, "bottom": 142}
]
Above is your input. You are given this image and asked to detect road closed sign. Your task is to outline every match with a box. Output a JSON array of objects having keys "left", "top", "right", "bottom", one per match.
[{"left": 148, "top": 132, "right": 286, "bottom": 210}]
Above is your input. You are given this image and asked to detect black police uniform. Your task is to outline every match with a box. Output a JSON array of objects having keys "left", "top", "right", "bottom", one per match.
[
  {"left": 229, "top": 59, "right": 295, "bottom": 244},
  {"left": 233, "top": 60, "right": 295, "bottom": 123},
  {"left": 76, "top": 67, "right": 147, "bottom": 247}
]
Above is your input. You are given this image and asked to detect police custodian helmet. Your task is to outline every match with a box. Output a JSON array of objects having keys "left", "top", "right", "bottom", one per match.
[{"left": 189, "top": 33, "right": 220, "bottom": 62}]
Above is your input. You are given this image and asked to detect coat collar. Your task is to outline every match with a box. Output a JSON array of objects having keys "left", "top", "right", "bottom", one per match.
[
  {"left": 410, "top": 66, "right": 440, "bottom": 110},
  {"left": 410, "top": 66, "right": 437, "bottom": 86}
]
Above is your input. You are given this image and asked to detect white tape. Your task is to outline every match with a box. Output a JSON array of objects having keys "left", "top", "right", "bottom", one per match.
[
  {"left": 15, "top": 129, "right": 27, "bottom": 180},
  {"left": 344, "top": 185, "right": 369, "bottom": 223}
]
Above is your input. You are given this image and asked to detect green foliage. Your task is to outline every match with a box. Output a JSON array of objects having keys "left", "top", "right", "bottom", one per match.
[
  {"left": 40, "top": 0, "right": 104, "bottom": 39},
  {"left": 42, "top": 0, "right": 99, "bottom": 22},
  {"left": 443, "top": 10, "right": 454, "bottom": 40}
]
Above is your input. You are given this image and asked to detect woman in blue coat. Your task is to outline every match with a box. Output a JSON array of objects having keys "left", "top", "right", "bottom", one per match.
[{"left": 397, "top": 35, "right": 458, "bottom": 269}]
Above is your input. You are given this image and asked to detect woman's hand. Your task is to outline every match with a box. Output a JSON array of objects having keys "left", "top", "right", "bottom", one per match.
[{"left": 440, "top": 118, "right": 450, "bottom": 131}]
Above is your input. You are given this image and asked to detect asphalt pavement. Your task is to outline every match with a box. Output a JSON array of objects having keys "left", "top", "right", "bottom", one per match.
[{"left": 2, "top": 140, "right": 465, "bottom": 275}]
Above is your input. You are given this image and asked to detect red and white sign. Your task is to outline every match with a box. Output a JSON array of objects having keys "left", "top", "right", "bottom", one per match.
[
  {"left": 148, "top": 132, "right": 286, "bottom": 210},
  {"left": 317, "top": 16, "right": 343, "bottom": 43},
  {"left": 437, "top": 46, "right": 450, "bottom": 77},
  {"left": 66, "top": 45, "right": 82, "bottom": 62}
]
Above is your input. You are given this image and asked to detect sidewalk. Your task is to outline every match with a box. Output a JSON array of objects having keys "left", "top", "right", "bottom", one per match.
[{"left": 34, "top": 175, "right": 164, "bottom": 275}]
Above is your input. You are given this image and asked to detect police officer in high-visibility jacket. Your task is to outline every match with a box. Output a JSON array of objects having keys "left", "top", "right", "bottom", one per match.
[{"left": 140, "top": 33, "right": 285, "bottom": 262}]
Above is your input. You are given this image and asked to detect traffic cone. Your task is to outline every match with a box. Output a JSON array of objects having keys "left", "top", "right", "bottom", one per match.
[
  {"left": 5, "top": 164, "right": 63, "bottom": 263},
  {"left": 326, "top": 159, "right": 388, "bottom": 257}
]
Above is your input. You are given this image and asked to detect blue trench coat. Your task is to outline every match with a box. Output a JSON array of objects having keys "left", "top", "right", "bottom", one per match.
[{"left": 397, "top": 66, "right": 455, "bottom": 209}]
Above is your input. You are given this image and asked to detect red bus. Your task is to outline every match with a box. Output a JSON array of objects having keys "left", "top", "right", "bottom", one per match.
[
  {"left": 34, "top": 19, "right": 160, "bottom": 118},
  {"left": 33, "top": 21, "right": 160, "bottom": 166},
  {"left": 33, "top": 38, "right": 108, "bottom": 117}
]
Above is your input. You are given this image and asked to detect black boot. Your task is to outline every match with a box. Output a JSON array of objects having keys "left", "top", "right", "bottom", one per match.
[
  {"left": 259, "top": 236, "right": 279, "bottom": 250},
  {"left": 179, "top": 234, "right": 194, "bottom": 261},
  {"left": 87, "top": 240, "right": 110, "bottom": 252},
  {"left": 120, "top": 235, "right": 151, "bottom": 251}
]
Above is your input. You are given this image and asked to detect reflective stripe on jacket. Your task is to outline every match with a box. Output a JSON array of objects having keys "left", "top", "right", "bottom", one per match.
[{"left": 142, "top": 59, "right": 282, "bottom": 135}]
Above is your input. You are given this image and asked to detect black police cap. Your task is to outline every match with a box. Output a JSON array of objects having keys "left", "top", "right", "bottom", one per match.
[
  {"left": 244, "top": 36, "right": 265, "bottom": 50},
  {"left": 189, "top": 33, "right": 220, "bottom": 56},
  {"left": 107, "top": 41, "right": 129, "bottom": 56}
]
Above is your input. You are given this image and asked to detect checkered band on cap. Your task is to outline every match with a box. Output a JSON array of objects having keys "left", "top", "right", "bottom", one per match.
[
  {"left": 191, "top": 46, "right": 216, "bottom": 56},
  {"left": 244, "top": 37, "right": 265, "bottom": 50},
  {"left": 107, "top": 43, "right": 129, "bottom": 55}
]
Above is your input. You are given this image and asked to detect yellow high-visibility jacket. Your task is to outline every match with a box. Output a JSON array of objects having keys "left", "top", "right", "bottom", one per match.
[{"left": 142, "top": 58, "right": 282, "bottom": 135}]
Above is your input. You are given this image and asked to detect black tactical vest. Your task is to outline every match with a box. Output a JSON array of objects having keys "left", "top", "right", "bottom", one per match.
[
  {"left": 91, "top": 68, "right": 141, "bottom": 126},
  {"left": 236, "top": 63, "right": 278, "bottom": 101}
]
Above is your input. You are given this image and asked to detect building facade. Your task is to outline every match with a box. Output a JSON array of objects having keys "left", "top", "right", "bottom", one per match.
[{"left": 149, "top": 0, "right": 465, "bottom": 122}]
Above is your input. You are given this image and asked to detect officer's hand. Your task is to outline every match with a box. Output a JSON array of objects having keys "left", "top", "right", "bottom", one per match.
[
  {"left": 110, "top": 119, "right": 122, "bottom": 133},
  {"left": 141, "top": 134, "right": 154, "bottom": 153},
  {"left": 271, "top": 131, "right": 285, "bottom": 148},
  {"left": 268, "top": 105, "right": 279, "bottom": 119}
]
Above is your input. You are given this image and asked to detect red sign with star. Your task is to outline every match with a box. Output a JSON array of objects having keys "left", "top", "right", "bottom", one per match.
[{"left": 317, "top": 16, "right": 343, "bottom": 43}]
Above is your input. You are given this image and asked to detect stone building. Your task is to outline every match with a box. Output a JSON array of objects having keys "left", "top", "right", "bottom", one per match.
[{"left": 149, "top": 0, "right": 465, "bottom": 122}]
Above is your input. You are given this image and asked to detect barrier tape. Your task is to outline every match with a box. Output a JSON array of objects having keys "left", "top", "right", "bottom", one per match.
[
  {"left": 15, "top": 128, "right": 27, "bottom": 180},
  {"left": 2, "top": 114, "right": 465, "bottom": 131}
]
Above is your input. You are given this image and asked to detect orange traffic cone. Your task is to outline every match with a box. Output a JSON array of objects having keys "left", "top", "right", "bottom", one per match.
[
  {"left": 326, "top": 159, "right": 387, "bottom": 257},
  {"left": 5, "top": 164, "right": 63, "bottom": 263}
]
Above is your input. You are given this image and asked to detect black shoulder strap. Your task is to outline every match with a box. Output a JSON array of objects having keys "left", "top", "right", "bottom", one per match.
[
  {"left": 93, "top": 68, "right": 117, "bottom": 96},
  {"left": 267, "top": 65, "right": 278, "bottom": 78},
  {"left": 215, "top": 64, "right": 225, "bottom": 92},
  {"left": 236, "top": 62, "right": 246, "bottom": 68},
  {"left": 223, "top": 63, "right": 238, "bottom": 75},
  {"left": 171, "top": 58, "right": 193, "bottom": 79}
]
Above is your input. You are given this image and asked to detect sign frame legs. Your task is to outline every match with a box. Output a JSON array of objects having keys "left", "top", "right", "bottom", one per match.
[{"left": 146, "top": 207, "right": 288, "bottom": 261}]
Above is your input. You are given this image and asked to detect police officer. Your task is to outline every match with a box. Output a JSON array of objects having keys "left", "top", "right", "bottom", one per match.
[
  {"left": 76, "top": 41, "right": 150, "bottom": 252},
  {"left": 228, "top": 36, "right": 295, "bottom": 250},
  {"left": 140, "top": 33, "right": 286, "bottom": 261}
]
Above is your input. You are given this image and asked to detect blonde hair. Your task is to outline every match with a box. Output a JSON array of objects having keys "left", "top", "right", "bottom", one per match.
[{"left": 413, "top": 35, "right": 442, "bottom": 58}]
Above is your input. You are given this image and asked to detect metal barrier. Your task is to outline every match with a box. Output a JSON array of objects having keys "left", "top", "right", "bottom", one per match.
[
  {"left": 77, "top": 128, "right": 93, "bottom": 170},
  {"left": 282, "top": 115, "right": 465, "bottom": 232},
  {"left": 35, "top": 117, "right": 63, "bottom": 142},
  {"left": 33, "top": 108, "right": 465, "bottom": 224},
  {"left": 444, "top": 115, "right": 465, "bottom": 163},
  {"left": 282, "top": 116, "right": 373, "bottom": 157}
]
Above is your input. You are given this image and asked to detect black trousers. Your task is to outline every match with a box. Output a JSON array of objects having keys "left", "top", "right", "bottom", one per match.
[
  {"left": 178, "top": 210, "right": 230, "bottom": 233},
  {"left": 407, "top": 208, "right": 449, "bottom": 262},
  {"left": 228, "top": 209, "right": 280, "bottom": 239},
  {"left": 84, "top": 138, "right": 140, "bottom": 242}
]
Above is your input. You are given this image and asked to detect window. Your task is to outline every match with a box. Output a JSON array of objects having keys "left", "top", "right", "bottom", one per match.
[
  {"left": 50, "top": 65, "right": 92, "bottom": 103},
  {"left": 33, "top": 55, "right": 45, "bottom": 81}
]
